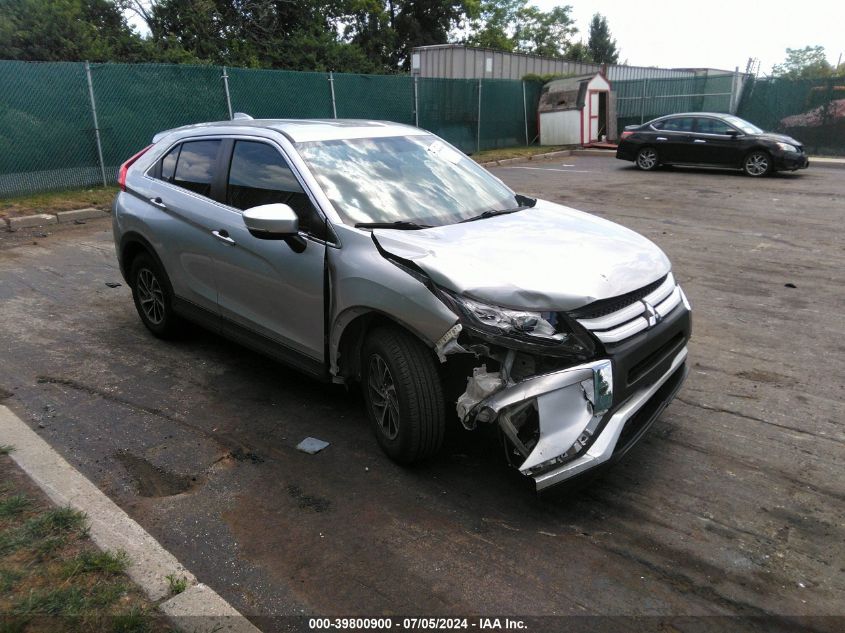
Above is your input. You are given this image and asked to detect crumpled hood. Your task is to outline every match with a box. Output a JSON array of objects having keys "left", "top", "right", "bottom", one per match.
[{"left": 372, "top": 199, "right": 671, "bottom": 311}]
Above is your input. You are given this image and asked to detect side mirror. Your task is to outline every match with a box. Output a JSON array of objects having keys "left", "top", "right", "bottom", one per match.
[
  {"left": 726, "top": 130, "right": 741, "bottom": 138},
  {"left": 243, "top": 203, "right": 299, "bottom": 239}
]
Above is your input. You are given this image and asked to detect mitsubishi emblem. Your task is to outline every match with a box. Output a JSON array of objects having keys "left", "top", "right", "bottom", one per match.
[{"left": 642, "top": 300, "right": 661, "bottom": 328}]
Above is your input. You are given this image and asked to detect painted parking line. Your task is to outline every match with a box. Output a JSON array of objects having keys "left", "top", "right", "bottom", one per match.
[{"left": 501, "top": 166, "right": 594, "bottom": 173}]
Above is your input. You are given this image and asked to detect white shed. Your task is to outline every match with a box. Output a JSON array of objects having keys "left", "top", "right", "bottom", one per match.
[{"left": 538, "top": 73, "right": 616, "bottom": 145}]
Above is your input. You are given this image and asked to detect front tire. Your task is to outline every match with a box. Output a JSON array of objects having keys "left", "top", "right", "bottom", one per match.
[
  {"left": 743, "top": 150, "right": 772, "bottom": 177},
  {"left": 362, "top": 326, "right": 446, "bottom": 464},
  {"left": 129, "top": 252, "right": 181, "bottom": 338},
  {"left": 635, "top": 147, "right": 659, "bottom": 171}
]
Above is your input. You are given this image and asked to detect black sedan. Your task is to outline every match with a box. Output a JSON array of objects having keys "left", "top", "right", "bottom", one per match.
[{"left": 616, "top": 113, "right": 809, "bottom": 177}]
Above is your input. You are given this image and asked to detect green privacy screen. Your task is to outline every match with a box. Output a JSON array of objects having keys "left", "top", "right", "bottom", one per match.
[
  {"left": 614, "top": 74, "right": 735, "bottom": 129},
  {"left": 0, "top": 60, "right": 544, "bottom": 196},
  {"left": 737, "top": 75, "right": 845, "bottom": 155}
]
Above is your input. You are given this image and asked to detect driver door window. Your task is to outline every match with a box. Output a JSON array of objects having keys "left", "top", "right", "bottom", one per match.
[{"left": 226, "top": 141, "right": 325, "bottom": 240}]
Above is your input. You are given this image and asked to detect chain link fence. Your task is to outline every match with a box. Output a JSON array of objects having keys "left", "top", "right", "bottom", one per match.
[
  {"left": 737, "top": 75, "right": 845, "bottom": 155},
  {"left": 0, "top": 60, "right": 544, "bottom": 197},
  {"left": 615, "top": 74, "right": 737, "bottom": 129}
]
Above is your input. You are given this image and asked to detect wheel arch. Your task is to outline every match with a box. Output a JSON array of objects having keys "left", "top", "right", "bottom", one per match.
[
  {"left": 119, "top": 232, "right": 171, "bottom": 293},
  {"left": 332, "top": 308, "right": 444, "bottom": 384}
]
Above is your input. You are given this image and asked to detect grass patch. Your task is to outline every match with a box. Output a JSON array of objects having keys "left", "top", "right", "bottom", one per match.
[
  {"left": 472, "top": 145, "right": 568, "bottom": 163},
  {"left": 0, "top": 495, "right": 30, "bottom": 518},
  {"left": 165, "top": 573, "right": 187, "bottom": 595},
  {"left": 0, "top": 463, "right": 173, "bottom": 632},
  {"left": 0, "top": 186, "right": 117, "bottom": 219},
  {"left": 0, "top": 444, "right": 14, "bottom": 455},
  {"left": 62, "top": 550, "right": 128, "bottom": 578}
]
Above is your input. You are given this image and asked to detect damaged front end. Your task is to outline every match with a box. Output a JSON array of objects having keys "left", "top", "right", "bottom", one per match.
[
  {"left": 435, "top": 285, "right": 690, "bottom": 492},
  {"left": 376, "top": 239, "right": 690, "bottom": 492}
]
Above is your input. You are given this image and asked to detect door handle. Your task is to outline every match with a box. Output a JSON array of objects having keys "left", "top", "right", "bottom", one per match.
[
  {"left": 150, "top": 197, "right": 167, "bottom": 209},
  {"left": 693, "top": 139, "right": 707, "bottom": 144},
  {"left": 656, "top": 137, "right": 668, "bottom": 141},
  {"left": 212, "top": 230, "right": 236, "bottom": 245}
]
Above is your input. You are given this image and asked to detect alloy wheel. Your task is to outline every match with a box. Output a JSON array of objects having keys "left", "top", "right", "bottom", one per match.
[
  {"left": 137, "top": 268, "right": 165, "bottom": 325},
  {"left": 745, "top": 152, "right": 769, "bottom": 176},
  {"left": 637, "top": 148, "right": 657, "bottom": 170},
  {"left": 368, "top": 353, "right": 400, "bottom": 440}
]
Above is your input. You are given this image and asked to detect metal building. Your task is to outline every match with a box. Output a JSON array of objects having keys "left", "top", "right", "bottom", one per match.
[{"left": 410, "top": 44, "right": 734, "bottom": 83}]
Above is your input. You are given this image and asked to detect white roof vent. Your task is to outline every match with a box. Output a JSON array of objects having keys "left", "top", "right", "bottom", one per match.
[{"left": 232, "top": 112, "right": 254, "bottom": 120}]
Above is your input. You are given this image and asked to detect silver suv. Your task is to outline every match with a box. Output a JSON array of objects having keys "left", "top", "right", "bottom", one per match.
[{"left": 113, "top": 118, "right": 691, "bottom": 491}]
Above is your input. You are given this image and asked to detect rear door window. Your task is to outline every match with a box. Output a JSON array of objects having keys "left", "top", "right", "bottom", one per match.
[
  {"left": 172, "top": 140, "right": 221, "bottom": 197},
  {"left": 226, "top": 140, "right": 325, "bottom": 239},
  {"left": 695, "top": 118, "right": 735, "bottom": 134},
  {"left": 658, "top": 117, "right": 695, "bottom": 132}
]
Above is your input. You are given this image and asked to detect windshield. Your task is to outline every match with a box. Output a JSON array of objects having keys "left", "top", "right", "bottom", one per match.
[
  {"left": 723, "top": 115, "right": 764, "bottom": 135},
  {"left": 296, "top": 134, "right": 518, "bottom": 227}
]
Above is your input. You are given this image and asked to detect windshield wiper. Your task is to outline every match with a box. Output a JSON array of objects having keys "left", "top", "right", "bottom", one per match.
[
  {"left": 459, "top": 207, "right": 526, "bottom": 223},
  {"left": 355, "top": 220, "right": 432, "bottom": 230},
  {"left": 459, "top": 194, "right": 537, "bottom": 224}
]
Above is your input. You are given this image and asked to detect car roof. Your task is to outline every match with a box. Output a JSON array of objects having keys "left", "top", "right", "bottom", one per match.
[
  {"left": 651, "top": 112, "right": 734, "bottom": 121},
  {"left": 152, "top": 118, "right": 426, "bottom": 144}
]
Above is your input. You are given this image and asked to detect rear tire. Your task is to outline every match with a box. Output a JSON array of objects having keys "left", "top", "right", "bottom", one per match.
[
  {"left": 129, "top": 252, "right": 182, "bottom": 338},
  {"left": 743, "top": 150, "right": 772, "bottom": 177},
  {"left": 362, "top": 326, "right": 446, "bottom": 464},
  {"left": 635, "top": 147, "right": 659, "bottom": 171}
]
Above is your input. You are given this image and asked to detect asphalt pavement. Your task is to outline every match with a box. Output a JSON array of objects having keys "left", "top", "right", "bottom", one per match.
[{"left": 0, "top": 156, "right": 842, "bottom": 632}]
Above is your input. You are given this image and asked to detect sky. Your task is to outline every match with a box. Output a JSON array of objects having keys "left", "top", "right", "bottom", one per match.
[{"left": 542, "top": 0, "right": 845, "bottom": 74}]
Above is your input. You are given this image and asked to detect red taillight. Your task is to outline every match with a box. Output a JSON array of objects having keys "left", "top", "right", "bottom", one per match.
[
  {"left": 620, "top": 130, "right": 634, "bottom": 140},
  {"left": 118, "top": 145, "right": 153, "bottom": 192}
]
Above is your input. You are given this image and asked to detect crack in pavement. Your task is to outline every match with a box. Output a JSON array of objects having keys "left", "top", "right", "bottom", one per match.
[{"left": 676, "top": 397, "right": 845, "bottom": 447}]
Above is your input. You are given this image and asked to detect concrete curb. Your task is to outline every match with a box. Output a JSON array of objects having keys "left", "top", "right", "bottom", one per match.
[
  {"left": 478, "top": 149, "right": 574, "bottom": 167},
  {"left": 809, "top": 157, "right": 845, "bottom": 169},
  {"left": 0, "top": 405, "right": 261, "bottom": 633},
  {"left": 4, "top": 207, "right": 109, "bottom": 232}
]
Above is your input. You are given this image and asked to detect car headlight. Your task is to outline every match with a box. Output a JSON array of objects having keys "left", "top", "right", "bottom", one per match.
[
  {"left": 437, "top": 289, "right": 595, "bottom": 357},
  {"left": 776, "top": 142, "right": 798, "bottom": 153}
]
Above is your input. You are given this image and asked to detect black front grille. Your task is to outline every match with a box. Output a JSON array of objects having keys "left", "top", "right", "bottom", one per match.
[
  {"left": 568, "top": 275, "right": 667, "bottom": 320},
  {"left": 614, "top": 363, "right": 687, "bottom": 455}
]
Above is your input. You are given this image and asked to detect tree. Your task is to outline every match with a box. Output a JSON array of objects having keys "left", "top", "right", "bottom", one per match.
[
  {"left": 586, "top": 13, "right": 618, "bottom": 64},
  {"left": 0, "top": 0, "right": 148, "bottom": 61},
  {"left": 516, "top": 5, "right": 576, "bottom": 57},
  {"left": 393, "top": 0, "right": 469, "bottom": 68},
  {"left": 565, "top": 40, "right": 591, "bottom": 62},
  {"left": 465, "top": 0, "right": 576, "bottom": 57},
  {"left": 771, "top": 46, "right": 833, "bottom": 79}
]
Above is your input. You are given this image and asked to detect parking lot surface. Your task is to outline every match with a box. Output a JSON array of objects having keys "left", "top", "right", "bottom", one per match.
[{"left": 1, "top": 156, "right": 843, "bottom": 630}]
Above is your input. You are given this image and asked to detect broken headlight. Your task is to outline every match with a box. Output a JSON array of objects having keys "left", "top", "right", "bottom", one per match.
[{"left": 438, "top": 289, "right": 594, "bottom": 357}]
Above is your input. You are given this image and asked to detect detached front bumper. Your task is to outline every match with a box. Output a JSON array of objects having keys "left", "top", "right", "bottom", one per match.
[
  {"left": 531, "top": 348, "right": 687, "bottom": 490},
  {"left": 462, "top": 302, "right": 691, "bottom": 491}
]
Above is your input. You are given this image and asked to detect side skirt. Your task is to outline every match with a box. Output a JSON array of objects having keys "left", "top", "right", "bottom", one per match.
[{"left": 172, "top": 297, "right": 330, "bottom": 381}]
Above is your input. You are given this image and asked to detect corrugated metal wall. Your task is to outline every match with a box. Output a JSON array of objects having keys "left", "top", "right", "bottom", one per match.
[{"left": 412, "top": 44, "right": 725, "bottom": 83}]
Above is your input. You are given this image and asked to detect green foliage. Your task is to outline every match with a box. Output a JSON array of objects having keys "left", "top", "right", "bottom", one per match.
[
  {"left": 587, "top": 13, "right": 618, "bottom": 64},
  {"left": 165, "top": 573, "right": 187, "bottom": 595},
  {"left": 0, "top": 495, "right": 30, "bottom": 518},
  {"left": 0, "top": 445, "right": 14, "bottom": 455},
  {"left": 522, "top": 72, "right": 574, "bottom": 84},
  {"left": 465, "top": 0, "right": 576, "bottom": 57},
  {"left": 772, "top": 46, "right": 835, "bottom": 79},
  {"left": 565, "top": 41, "right": 592, "bottom": 63},
  {"left": 0, "top": 0, "right": 188, "bottom": 62},
  {"left": 61, "top": 550, "right": 129, "bottom": 578}
]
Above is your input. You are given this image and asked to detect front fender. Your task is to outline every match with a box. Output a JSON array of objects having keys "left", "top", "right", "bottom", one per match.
[{"left": 328, "top": 226, "right": 459, "bottom": 375}]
